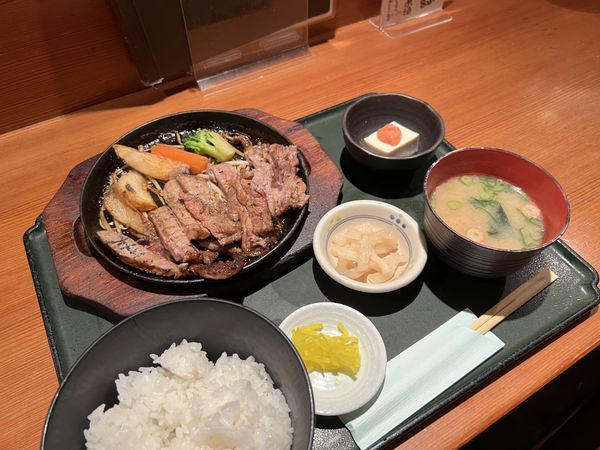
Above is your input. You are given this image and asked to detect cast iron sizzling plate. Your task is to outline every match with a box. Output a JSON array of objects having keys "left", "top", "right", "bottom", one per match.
[{"left": 80, "top": 110, "right": 310, "bottom": 286}]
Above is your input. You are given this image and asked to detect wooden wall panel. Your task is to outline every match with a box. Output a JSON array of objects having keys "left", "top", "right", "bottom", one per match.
[
  {"left": 0, "top": 0, "right": 379, "bottom": 135},
  {"left": 0, "top": 0, "right": 142, "bottom": 134}
]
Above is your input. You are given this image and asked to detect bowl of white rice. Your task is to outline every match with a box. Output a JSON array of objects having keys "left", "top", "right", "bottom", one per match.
[{"left": 41, "top": 298, "right": 314, "bottom": 450}]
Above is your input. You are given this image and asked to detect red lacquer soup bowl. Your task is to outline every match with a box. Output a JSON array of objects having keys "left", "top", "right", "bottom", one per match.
[{"left": 423, "top": 147, "right": 570, "bottom": 277}]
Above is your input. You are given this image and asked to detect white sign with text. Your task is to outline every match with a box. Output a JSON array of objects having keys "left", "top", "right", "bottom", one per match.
[{"left": 379, "top": 0, "right": 444, "bottom": 28}]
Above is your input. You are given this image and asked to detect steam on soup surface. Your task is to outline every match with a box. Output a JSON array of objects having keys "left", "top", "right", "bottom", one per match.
[{"left": 431, "top": 175, "right": 544, "bottom": 250}]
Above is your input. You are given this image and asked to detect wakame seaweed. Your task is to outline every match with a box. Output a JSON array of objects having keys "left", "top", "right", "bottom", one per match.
[{"left": 469, "top": 198, "right": 511, "bottom": 234}]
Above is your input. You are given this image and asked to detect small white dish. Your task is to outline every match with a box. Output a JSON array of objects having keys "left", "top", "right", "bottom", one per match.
[
  {"left": 313, "top": 200, "right": 427, "bottom": 293},
  {"left": 280, "top": 302, "right": 387, "bottom": 416}
]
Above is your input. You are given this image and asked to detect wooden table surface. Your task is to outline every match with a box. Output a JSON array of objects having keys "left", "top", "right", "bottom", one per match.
[{"left": 2, "top": 0, "right": 600, "bottom": 448}]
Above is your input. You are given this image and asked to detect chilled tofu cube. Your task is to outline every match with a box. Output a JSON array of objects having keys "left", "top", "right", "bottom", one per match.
[{"left": 363, "top": 121, "right": 420, "bottom": 156}]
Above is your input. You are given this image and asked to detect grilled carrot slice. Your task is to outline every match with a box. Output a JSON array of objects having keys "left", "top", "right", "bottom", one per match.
[{"left": 151, "top": 144, "right": 209, "bottom": 174}]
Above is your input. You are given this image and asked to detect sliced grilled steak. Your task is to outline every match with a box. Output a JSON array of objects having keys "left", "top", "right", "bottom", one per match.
[
  {"left": 195, "top": 238, "right": 258, "bottom": 260},
  {"left": 207, "top": 164, "right": 273, "bottom": 253},
  {"left": 198, "top": 249, "right": 219, "bottom": 265},
  {"left": 98, "top": 140, "right": 310, "bottom": 281},
  {"left": 196, "top": 238, "right": 224, "bottom": 252},
  {"left": 240, "top": 233, "right": 280, "bottom": 258},
  {"left": 147, "top": 237, "right": 217, "bottom": 265},
  {"left": 223, "top": 244, "right": 243, "bottom": 257},
  {"left": 148, "top": 206, "right": 202, "bottom": 263},
  {"left": 186, "top": 258, "right": 245, "bottom": 280},
  {"left": 177, "top": 174, "right": 241, "bottom": 245},
  {"left": 145, "top": 239, "right": 172, "bottom": 260},
  {"left": 245, "top": 144, "right": 309, "bottom": 217},
  {"left": 162, "top": 180, "right": 211, "bottom": 240},
  {"left": 201, "top": 237, "right": 274, "bottom": 259},
  {"left": 97, "top": 230, "right": 184, "bottom": 278}
]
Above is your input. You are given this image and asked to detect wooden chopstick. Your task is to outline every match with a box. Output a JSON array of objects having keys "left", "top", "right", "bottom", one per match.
[{"left": 469, "top": 268, "right": 558, "bottom": 334}]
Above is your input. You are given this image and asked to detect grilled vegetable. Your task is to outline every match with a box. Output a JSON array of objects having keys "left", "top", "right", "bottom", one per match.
[
  {"left": 151, "top": 143, "right": 209, "bottom": 174},
  {"left": 183, "top": 130, "right": 237, "bottom": 162},
  {"left": 113, "top": 144, "right": 189, "bottom": 181},
  {"left": 114, "top": 170, "right": 157, "bottom": 211},
  {"left": 103, "top": 186, "right": 155, "bottom": 237}
]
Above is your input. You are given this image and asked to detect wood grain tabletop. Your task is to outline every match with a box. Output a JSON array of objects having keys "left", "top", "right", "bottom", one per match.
[{"left": 1, "top": 0, "right": 599, "bottom": 448}]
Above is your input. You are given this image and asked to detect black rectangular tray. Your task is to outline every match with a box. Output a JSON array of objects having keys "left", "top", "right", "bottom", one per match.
[{"left": 24, "top": 96, "right": 600, "bottom": 449}]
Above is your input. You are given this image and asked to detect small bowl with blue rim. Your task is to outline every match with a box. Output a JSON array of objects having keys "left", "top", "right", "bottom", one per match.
[{"left": 313, "top": 200, "right": 427, "bottom": 293}]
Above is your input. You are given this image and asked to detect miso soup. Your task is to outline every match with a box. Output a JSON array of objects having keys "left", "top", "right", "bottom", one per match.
[{"left": 431, "top": 175, "right": 544, "bottom": 250}]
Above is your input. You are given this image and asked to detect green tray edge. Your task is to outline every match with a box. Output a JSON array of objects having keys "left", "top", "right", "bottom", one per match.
[{"left": 24, "top": 217, "right": 64, "bottom": 380}]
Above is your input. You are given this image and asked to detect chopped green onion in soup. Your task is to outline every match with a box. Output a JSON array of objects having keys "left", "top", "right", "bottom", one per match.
[{"left": 431, "top": 175, "right": 544, "bottom": 250}]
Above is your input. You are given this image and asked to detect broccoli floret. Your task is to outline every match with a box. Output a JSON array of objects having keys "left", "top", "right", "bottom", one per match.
[{"left": 183, "top": 129, "right": 236, "bottom": 162}]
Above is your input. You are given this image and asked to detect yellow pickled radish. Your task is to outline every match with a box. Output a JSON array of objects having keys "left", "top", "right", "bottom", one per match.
[{"left": 291, "top": 322, "right": 361, "bottom": 378}]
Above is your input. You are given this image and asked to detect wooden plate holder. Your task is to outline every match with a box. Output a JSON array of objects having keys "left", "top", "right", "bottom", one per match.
[{"left": 42, "top": 109, "right": 343, "bottom": 317}]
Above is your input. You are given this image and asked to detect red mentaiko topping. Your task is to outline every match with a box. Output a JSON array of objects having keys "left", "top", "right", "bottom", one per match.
[{"left": 376, "top": 123, "right": 402, "bottom": 146}]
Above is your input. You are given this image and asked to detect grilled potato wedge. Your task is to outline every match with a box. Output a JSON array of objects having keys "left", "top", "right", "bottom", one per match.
[
  {"left": 103, "top": 186, "right": 155, "bottom": 237},
  {"left": 115, "top": 170, "right": 157, "bottom": 211},
  {"left": 113, "top": 144, "right": 189, "bottom": 181}
]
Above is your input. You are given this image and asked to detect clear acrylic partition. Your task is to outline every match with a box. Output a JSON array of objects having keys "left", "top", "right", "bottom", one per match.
[
  {"left": 372, "top": 0, "right": 452, "bottom": 39},
  {"left": 180, "top": 0, "right": 309, "bottom": 91}
]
